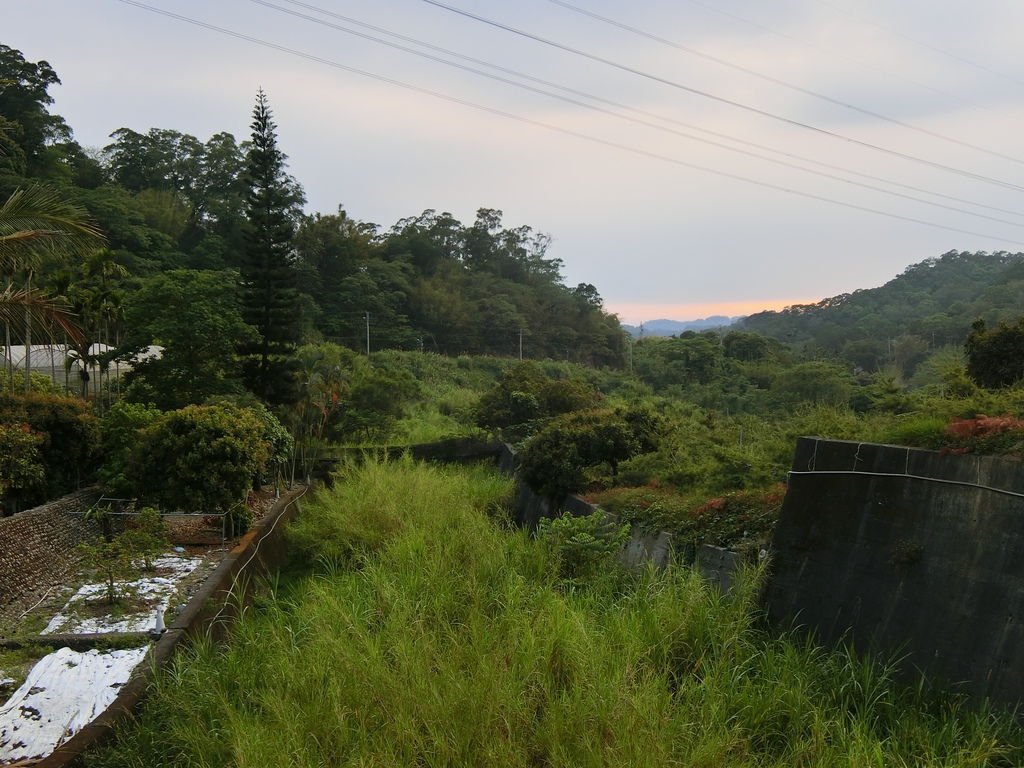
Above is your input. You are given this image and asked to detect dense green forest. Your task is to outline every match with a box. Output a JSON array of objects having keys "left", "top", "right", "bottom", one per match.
[
  {"left": 0, "top": 44, "right": 625, "bottom": 368},
  {"left": 740, "top": 250, "right": 1024, "bottom": 376}
]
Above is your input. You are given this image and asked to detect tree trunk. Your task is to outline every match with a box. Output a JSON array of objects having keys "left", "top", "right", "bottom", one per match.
[
  {"left": 23, "top": 271, "right": 31, "bottom": 393},
  {"left": 4, "top": 277, "right": 11, "bottom": 390}
]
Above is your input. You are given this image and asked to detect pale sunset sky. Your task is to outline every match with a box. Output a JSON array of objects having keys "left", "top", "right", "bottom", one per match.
[{"left": 7, "top": 0, "right": 1024, "bottom": 323}]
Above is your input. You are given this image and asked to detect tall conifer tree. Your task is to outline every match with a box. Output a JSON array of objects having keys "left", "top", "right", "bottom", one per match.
[{"left": 239, "top": 89, "right": 302, "bottom": 404}]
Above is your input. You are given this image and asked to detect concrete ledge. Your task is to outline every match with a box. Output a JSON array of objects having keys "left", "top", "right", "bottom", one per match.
[
  {"left": 0, "top": 633, "right": 150, "bottom": 652},
  {"left": 696, "top": 545, "right": 742, "bottom": 593}
]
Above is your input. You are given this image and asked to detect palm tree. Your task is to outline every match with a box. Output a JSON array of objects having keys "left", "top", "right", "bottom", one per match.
[{"left": 0, "top": 185, "right": 105, "bottom": 390}]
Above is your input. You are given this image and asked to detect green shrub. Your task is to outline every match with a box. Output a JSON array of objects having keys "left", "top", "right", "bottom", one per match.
[
  {"left": 207, "top": 396, "right": 292, "bottom": 483},
  {"left": 0, "top": 423, "right": 45, "bottom": 514},
  {"left": 77, "top": 535, "right": 135, "bottom": 605},
  {"left": 537, "top": 510, "right": 629, "bottom": 586},
  {"left": 965, "top": 317, "right": 1024, "bottom": 388},
  {"left": 120, "top": 506, "right": 170, "bottom": 570},
  {"left": 474, "top": 362, "right": 601, "bottom": 437},
  {"left": 0, "top": 391, "right": 98, "bottom": 501},
  {"left": 97, "top": 401, "right": 163, "bottom": 496},
  {"left": 517, "top": 426, "right": 584, "bottom": 504},
  {"left": 520, "top": 406, "right": 659, "bottom": 504},
  {"left": 127, "top": 403, "right": 270, "bottom": 518}
]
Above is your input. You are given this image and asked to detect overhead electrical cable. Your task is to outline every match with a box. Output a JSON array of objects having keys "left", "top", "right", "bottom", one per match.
[
  {"left": 679, "top": 0, "right": 997, "bottom": 116},
  {"left": 812, "top": 0, "right": 1024, "bottom": 88},
  {"left": 250, "top": 0, "right": 1024, "bottom": 228},
  {"left": 114, "top": 0, "right": 1024, "bottom": 248},
  {"left": 547, "top": 0, "right": 1024, "bottom": 165},
  {"left": 420, "top": 0, "right": 1024, "bottom": 193},
  {"left": 267, "top": 0, "right": 1024, "bottom": 220}
]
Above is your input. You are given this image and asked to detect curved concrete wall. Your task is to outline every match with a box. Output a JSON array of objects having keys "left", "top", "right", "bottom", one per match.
[{"left": 764, "top": 437, "right": 1024, "bottom": 704}]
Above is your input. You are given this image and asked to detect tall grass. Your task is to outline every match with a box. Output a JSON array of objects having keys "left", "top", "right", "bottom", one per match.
[{"left": 88, "top": 458, "right": 1022, "bottom": 767}]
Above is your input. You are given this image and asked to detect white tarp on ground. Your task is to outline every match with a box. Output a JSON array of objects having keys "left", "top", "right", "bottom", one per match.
[
  {"left": 42, "top": 555, "right": 201, "bottom": 635},
  {"left": 0, "top": 646, "right": 149, "bottom": 764}
]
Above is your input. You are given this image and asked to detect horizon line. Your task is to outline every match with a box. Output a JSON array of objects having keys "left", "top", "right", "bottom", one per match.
[{"left": 606, "top": 298, "right": 815, "bottom": 326}]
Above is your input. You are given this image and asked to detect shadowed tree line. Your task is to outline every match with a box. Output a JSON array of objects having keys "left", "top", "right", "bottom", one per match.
[{"left": 0, "top": 44, "right": 626, "bottom": 398}]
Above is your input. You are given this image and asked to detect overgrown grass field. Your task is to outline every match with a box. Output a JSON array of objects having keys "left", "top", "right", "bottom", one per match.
[{"left": 88, "top": 459, "right": 1022, "bottom": 767}]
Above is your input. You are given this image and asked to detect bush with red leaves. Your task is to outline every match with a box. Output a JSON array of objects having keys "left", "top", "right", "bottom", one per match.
[{"left": 944, "top": 415, "right": 1024, "bottom": 456}]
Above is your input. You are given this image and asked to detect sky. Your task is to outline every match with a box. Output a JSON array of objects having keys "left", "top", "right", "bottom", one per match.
[{"left": 6, "top": 0, "right": 1024, "bottom": 324}]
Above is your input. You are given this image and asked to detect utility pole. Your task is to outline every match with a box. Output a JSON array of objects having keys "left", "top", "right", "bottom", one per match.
[
  {"left": 518, "top": 328, "right": 524, "bottom": 360},
  {"left": 364, "top": 311, "right": 370, "bottom": 356},
  {"left": 628, "top": 335, "right": 633, "bottom": 374}
]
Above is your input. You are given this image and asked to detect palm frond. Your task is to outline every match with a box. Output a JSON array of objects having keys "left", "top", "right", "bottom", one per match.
[
  {"left": 0, "top": 185, "right": 106, "bottom": 272},
  {"left": 0, "top": 284, "right": 84, "bottom": 346}
]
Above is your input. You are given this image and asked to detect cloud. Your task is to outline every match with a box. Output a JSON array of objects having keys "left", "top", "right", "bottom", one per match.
[{"left": 7, "top": 0, "right": 1023, "bottom": 321}]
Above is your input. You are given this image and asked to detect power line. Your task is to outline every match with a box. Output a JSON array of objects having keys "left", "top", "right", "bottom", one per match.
[
  {"left": 420, "top": 0, "right": 1024, "bottom": 193},
  {"left": 267, "top": 0, "right": 1024, "bottom": 220},
  {"left": 114, "top": 1, "right": 1024, "bottom": 247},
  {"left": 811, "top": 0, "right": 1024, "bottom": 89},
  {"left": 249, "top": 0, "right": 1024, "bottom": 227},
  {"left": 547, "top": 0, "right": 1024, "bottom": 166},
  {"left": 679, "top": 0, "right": 998, "bottom": 117}
]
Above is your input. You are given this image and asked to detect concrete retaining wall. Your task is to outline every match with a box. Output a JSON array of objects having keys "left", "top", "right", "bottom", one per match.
[
  {"left": 498, "top": 442, "right": 673, "bottom": 569},
  {"left": 696, "top": 545, "right": 742, "bottom": 594},
  {"left": 764, "top": 437, "right": 1024, "bottom": 704}
]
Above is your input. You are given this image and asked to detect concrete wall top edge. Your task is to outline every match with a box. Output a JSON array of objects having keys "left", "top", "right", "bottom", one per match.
[{"left": 790, "top": 437, "right": 1024, "bottom": 494}]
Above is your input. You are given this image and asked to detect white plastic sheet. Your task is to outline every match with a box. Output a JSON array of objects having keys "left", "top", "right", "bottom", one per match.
[
  {"left": 42, "top": 556, "right": 200, "bottom": 635},
  {"left": 0, "top": 646, "right": 148, "bottom": 763}
]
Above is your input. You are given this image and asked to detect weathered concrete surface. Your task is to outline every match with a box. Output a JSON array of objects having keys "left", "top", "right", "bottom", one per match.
[
  {"left": 764, "top": 437, "right": 1024, "bottom": 705},
  {"left": 621, "top": 530, "right": 673, "bottom": 570},
  {"left": 696, "top": 545, "right": 742, "bottom": 593}
]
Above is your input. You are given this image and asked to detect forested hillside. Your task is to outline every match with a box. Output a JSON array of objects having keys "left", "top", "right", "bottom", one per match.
[
  {"left": 740, "top": 250, "right": 1024, "bottom": 373},
  {"left": 0, "top": 45, "right": 624, "bottom": 367}
]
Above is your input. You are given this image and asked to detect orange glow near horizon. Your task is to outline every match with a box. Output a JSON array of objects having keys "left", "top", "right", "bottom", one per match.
[{"left": 606, "top": 298, "right": 815, "bottom": 325}]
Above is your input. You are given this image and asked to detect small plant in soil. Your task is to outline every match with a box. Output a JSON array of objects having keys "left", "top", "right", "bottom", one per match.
[
  {"left": 83, "top": 503, "right": 116, "bottom": 542},
  {"left": 77, "top": 536, "right": 136, "bottom": 605},
  {"left": 121, "top": 507, "right": 170, "bottom": 571},
  {"left": 78, "top": 590, "right": 149, "bottom": 619}
]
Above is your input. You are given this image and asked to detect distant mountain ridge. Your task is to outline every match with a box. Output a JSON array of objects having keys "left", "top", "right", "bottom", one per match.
[
  {"left": 737, "top": 250, "right": 1024, "bottom": 372},
  {"left": 622, "top": 316, "right": 740, "bottom": 338}
]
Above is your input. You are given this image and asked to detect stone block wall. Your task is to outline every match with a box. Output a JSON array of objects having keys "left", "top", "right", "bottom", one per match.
[{"left": 0, "top": 490, "right": 100, "bottom": 612}]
